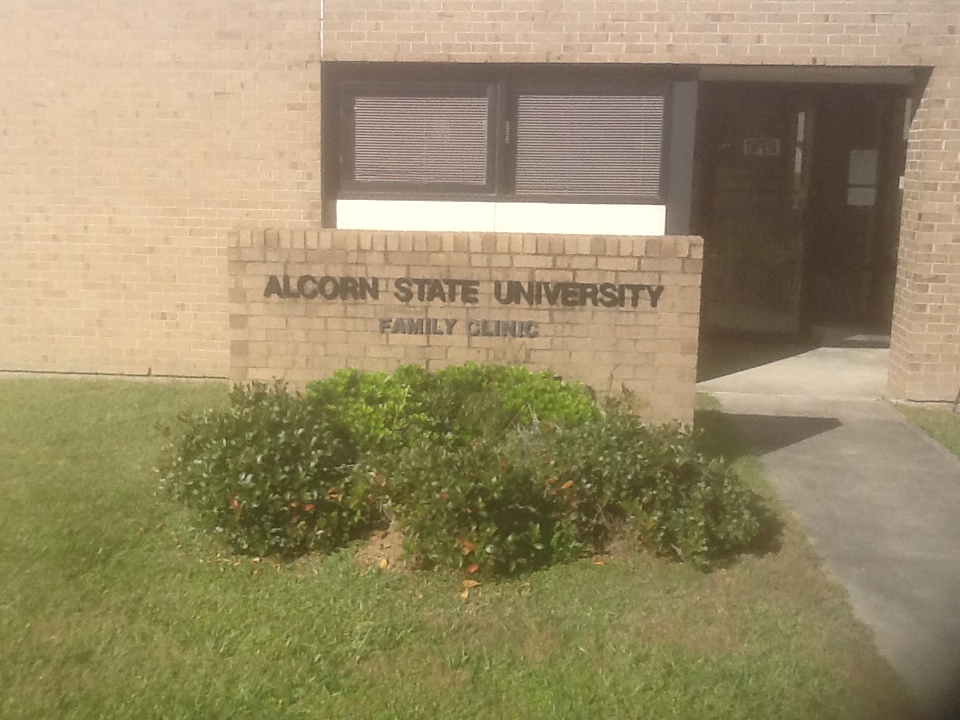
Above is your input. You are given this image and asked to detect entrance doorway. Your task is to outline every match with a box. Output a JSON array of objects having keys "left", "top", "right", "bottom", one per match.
[{"left": 693, "top": 81, "right": 909, "bottom": 344}]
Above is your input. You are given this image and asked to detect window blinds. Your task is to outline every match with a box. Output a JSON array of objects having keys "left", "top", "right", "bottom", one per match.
[
  {"left": 351, "top": 94, "right": 490, "bottom": 185},
  {"left": 514, "top": 93, "right": 665, "bottom": 197}
]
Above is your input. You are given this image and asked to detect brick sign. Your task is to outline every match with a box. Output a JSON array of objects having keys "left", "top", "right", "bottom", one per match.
[{"left": 228, "top": 229, "right": 703, "bottom": 423}]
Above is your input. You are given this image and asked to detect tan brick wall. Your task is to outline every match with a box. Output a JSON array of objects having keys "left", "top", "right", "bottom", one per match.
[
  {"left": 890, "top": 63, "right": 960, "bottom": 401},
  {"left": 0, "top": 0, "right": 322, "bottom": 377},
  {"left": 320, "top": 0, "right": 960, "bottom": 402},
  {"left": 3, "top": 0, "right": 960, "bottom": 401},
  {"left": 321, "top": 0, "right": 951, "bottom": 67},
  {"left": 228, "top": 230, "right": 703, "bottom": 424}
]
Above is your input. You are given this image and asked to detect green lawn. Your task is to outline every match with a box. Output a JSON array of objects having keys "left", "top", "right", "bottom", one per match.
[
  {"left": 0, "top": 378, "right": 918, "bottom": 720},
  {"left": 897, "top": 403, "right": 960, "bottom": 459}
]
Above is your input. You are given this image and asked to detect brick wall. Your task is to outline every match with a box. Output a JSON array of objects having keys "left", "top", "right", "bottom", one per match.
[
  {"left": 3, "top": 0, "right": 960, "bottom": 401},
  {"left": 228, "top": 229, "right": 703, "bottom": 423},
  {"left": 0, "top": 0, "right": 322, "bottom": 377},
  {"left": 320, "top": 0, "right": 960, "bottom": 403},
  {"left": 890, "top": 63, "right": 960, "bottom": 401},
  {"left": 321, "top": 0, "right": 951, "bottom": 66}
]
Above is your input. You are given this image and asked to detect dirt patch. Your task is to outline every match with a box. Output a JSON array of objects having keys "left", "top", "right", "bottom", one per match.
[
  {"left": 354, "top": 525, "right": 409, "bottom": 572},
  {"left": 595, "top": 521, "right": 646, "bottom": 561}
]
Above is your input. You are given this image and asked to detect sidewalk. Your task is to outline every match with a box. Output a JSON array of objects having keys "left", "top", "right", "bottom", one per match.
[{"left": 698, "top": 346, "right": 960, "bottom": 720}]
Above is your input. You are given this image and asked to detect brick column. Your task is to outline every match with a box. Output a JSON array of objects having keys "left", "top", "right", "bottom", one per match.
[{"left": 889, "top": 64, "right": 960, "bottom": 402}]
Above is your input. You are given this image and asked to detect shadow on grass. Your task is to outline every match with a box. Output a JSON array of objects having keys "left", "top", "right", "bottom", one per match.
[
  {"left": 742, "top": 493, "right": 785, "bottom": 560},
  {"left": 694, "top": 408, "right": 751, "bottom": 463},
  {"left": 695, "top": 407, "right": 785, "bottom": 562}
]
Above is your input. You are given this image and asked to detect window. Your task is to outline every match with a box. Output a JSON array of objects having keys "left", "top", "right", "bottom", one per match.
[
  {"left": 340, "top": 82, "right": 498, "bottom": 194},
  {"left": 336, "top": 72, "right": 668, "bottom": 204},
  {"left": 511, "top": 89, "right": 666, "bottom": 200}
]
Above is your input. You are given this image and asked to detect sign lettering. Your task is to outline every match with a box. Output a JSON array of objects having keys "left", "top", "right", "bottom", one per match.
[{"left": 264, "top": 275, "right": 665, "bottom": 309}]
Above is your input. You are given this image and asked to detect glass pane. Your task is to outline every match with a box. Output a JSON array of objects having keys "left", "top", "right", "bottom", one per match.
[
  {"left": 352, "top": 95, "right": 489, "bottom": 185},
  {"left": 514, "top": 94, "right": 664, "bottom": 197}
]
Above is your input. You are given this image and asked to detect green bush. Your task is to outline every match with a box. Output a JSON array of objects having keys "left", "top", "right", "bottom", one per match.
[
  {"left": 305, "top": 367, "right": 435, "bottom": 455},
  {"left": 158, "top": 381, "right": 373, "bottom": 557},
  {"left": 410, "top": 363, "right": 600, "bottom": 445},
  {"left": 383, "top": 402, "right": 760, "bottom": 575},
  {"left": 305, "top": 363, "right": 599, "bottom": 450},
  {"left": 527, "top": 404, "right": 761, "bottom": 567},
  {"left": 159, "top": 365, "right": 765, "bottom": 574},
  {"left": 302, "top": 364, "right": 601, "bottom": 523},
  {"left": 383, "top": 435, "right": 584, "bottom": 575}
]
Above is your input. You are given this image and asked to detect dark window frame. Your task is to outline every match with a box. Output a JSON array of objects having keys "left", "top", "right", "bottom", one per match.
[
  {"left": 338, "top": 80, "right": 501, "bottom": 196},
  {"left": 334, "top": 68, "right": 672, "bottom": 206},
  {"left": 504, "top": 77, "right": 671, "bottom": 204}
]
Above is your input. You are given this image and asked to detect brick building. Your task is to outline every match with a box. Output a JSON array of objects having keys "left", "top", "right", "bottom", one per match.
[{"left": 2, "top": 1, "right": 959, "bottom": 420}]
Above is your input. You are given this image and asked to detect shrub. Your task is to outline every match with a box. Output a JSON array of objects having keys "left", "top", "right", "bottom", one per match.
[
  {"left": 527, "top": 404, "right": 762, "bottom": 567},
  {"left": 383, "top": 436, "right": 584, "bottom": 576},
  {"left": 305, "top": 363, "right": 599, "bottom": 451},
  {"left": 305, "top": 367, "right": 435, "bottom": 455},
  {"left": 415, "top": 363, "right": 600, "bottom": 445},
  {"left": 160, "top": 366, "right": 765, "bottom": 574},
  {"left": 383, "top": 401, "right": 761, "bottom": 575},
  {"left": 158, "top": 381, "right": 373, "bottom": 557}
]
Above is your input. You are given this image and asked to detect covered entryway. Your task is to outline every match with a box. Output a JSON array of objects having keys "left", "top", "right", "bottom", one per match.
[{"left": 693, "top": 74, "right": 915, "bottom": 348}]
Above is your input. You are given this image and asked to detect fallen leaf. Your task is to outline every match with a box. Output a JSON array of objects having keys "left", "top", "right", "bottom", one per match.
[
  {"left": 592, "top": 558, "right": 605, "bottom": 566},
  {"left": 560, "top": 480, "right": 574, "bottom": 490},
  {"left": 379, "top": 558, "right": 388, "bottom": 570},
  {"left": 460, "top": 540, "right": 479, "bottom": 555},
  {"left": 466, "top": 563, "right": 480, "bottom": 575},
  {"left": 462, "top": 579, "right": 481, "bottom": 589},
  {"left": 460, "top": 589, "right": 470, "bottom": 600}
]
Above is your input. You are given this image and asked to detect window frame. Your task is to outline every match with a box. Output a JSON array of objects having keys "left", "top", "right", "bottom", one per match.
[
  {"left": 504, "top": 77, "right": 671, "bottom": 205},
  {"left": 333, "top": 68, "right": 672, "bottom": 206},
  {"left": 338, "top": 80, "right": 502, "bottom": 197}
]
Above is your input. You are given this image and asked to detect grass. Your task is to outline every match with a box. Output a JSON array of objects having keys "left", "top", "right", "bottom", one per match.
[
  {"left": 896, "top": 403, "right": 960, "bottom": 459},
  {"left": 0, "top": 378, "right": 919, "bottom": 720}
]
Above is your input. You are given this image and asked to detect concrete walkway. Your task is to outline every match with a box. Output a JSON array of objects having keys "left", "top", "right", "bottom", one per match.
[{"left": 698, "top": 346, "right": 960, "bottom": 720}]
